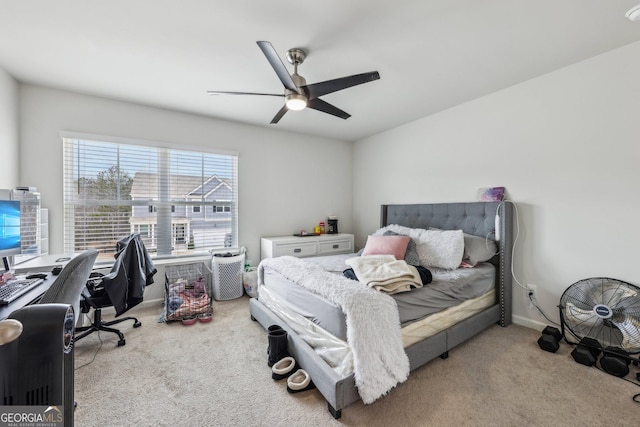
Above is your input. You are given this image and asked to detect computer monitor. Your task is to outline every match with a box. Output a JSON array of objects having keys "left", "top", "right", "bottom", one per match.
[{"left": 0, "top": 199, "right": 21, "bottom": 271}]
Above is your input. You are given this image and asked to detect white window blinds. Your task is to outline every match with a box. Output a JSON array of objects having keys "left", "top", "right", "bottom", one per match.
[{"left": 62, "top": 135, "right": 238, "bottom": 258}]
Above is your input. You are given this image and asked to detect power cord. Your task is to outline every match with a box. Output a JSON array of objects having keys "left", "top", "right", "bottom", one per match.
[
  {"left": 592, "top": 364, "right": 640, "bottom": 405},
  {"left": 499, "top": 199, "right": 560, "bottom": 325},
  {"left": 528, "top": 292, "right": 560, "bottom": 327},
  {"left": 74, "top": 312, "right": 103, "bottom": 370},
  {"left": 497, "top": 200, "right": 527, "bottom": 292}
]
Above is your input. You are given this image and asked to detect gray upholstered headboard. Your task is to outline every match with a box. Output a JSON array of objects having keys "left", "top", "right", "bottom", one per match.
[{"left": 380, "top": 202, "right": 513, "bottom": 326}]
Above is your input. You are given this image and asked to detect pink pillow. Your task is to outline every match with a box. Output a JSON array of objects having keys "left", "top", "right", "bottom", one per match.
[{"left": 361, "top": 235, "right": 411, "bottom": 260}]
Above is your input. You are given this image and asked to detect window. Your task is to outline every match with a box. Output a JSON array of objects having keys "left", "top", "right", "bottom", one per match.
[
  {"left": 212, "top": 205, "right": 230, "bottom": 213},
  {"left": 62, "top": 133, "right": 238, "bottom": 258}
]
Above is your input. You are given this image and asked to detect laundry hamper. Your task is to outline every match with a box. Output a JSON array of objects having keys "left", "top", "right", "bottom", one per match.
[
  {"left": 212, "top": 252, "right": 245, "bottom": 300},
  {"left": 163, "top": 262, "right": 213, "bottom": 322}
]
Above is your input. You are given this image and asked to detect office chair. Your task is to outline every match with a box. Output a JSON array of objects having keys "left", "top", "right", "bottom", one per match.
[
  {"left": 38, "top": 249, "right": 99, "bottom": 318},
  {"left": 75, "top": 234, "right": 156, "bottom": 347},
  {"left": 1, "top": 249, "right": 99, "bottom": 427}
]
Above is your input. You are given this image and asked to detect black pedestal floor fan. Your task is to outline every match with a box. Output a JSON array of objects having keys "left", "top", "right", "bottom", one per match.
[{"left": 559, "top": 277, "right": 640, "bottom": 376}]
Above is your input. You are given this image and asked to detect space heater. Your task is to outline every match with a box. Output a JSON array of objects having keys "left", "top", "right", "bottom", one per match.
[{"left": 0, "top": 303, "right": 76, "bottom": 426}]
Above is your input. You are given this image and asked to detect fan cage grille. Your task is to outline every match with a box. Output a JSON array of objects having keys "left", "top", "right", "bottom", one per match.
[{"left": 559, "top": 277, "right": 640, "bottom": 354}]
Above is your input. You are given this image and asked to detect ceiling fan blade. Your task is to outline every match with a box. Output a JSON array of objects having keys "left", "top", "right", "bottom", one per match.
[
  {"left": 307, "top": 98, "right": 351, "bottom": 120},
  {"left": 270, "top": 105, "right": 289, "bottom": 124},
  {"left": 257, "top": 41, "right": 299, "bottom": 93},
  {"left": 207, "top": 90, "right": 283, "bottom": 97},
  {"left": 301, "top": 71, "right": 380, "bottom": 100}
]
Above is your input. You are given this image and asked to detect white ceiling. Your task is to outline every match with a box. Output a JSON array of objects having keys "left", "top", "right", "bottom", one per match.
[{"left": 1, "top": 1, "right": 640, "bottom": 142}]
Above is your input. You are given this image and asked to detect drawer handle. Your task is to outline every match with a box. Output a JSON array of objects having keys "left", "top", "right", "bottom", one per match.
[
  {"left": 293, "top": 248, "right": 302, "bottom": 253},
  {"left": 332, "top": 244, "right": 339, "bottom": 249}
]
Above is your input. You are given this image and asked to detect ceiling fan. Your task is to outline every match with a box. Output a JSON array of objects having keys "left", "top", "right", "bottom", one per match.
[{"left": 207, "top": 41, "right": 380, "bottom": 124}]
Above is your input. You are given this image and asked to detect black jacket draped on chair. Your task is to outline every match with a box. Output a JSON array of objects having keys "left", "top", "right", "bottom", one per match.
[{"left": 103, "top": 234, "right": 157, "bottom": 316}]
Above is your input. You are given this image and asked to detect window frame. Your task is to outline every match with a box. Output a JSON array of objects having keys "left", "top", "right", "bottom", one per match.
[{"left": 61, "top": 131, "right": 239, "bottom": 258}]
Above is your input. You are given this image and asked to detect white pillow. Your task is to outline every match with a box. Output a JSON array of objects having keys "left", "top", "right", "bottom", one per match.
[
  {"left": 374, "top": 225, "right": 464, "bottom": 270},
  {"left": 415, "top": 229, "right": 464, "bottom": 270}
]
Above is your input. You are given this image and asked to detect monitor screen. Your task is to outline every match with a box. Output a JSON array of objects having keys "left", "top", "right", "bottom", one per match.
[{"left": 0, "top": 200, "right": 21, "bottom": 258}]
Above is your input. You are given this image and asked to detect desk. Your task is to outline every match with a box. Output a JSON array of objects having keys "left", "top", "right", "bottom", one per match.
[
  {"left": 13, "top": 253, "right": 80, "bottom": 274},
  {"left": 0, "top": 273, "right": 57, "bottom": 320}
]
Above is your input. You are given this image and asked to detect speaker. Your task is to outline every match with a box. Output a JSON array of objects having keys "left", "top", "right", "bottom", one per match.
[
  {"left": 571, "top": 337, "right": 601, "bottom": 366},
  {"left": 537, "top": 326, "right": 562, "bottom": 353},
  {"left": 600, "top": 346, "right": 631, "bottom": 377},
  {"left": 1, "top": 304, "right": 75, "bottom": 426}
]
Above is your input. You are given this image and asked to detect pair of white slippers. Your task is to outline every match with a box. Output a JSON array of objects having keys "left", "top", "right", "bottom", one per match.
[{"left": 271, "top": 356, "right": 316, "bottom": 393}]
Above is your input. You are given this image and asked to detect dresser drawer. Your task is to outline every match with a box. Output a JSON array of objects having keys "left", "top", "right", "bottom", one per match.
[
  {"left": 274, "top": 242, "right": 317, "bottom": 258},
  {"left": 261, "top": 233, "right": 354, "bottom": 260},
  {"left": 317, "top": 238, "right": 353, "bottom": 255}
]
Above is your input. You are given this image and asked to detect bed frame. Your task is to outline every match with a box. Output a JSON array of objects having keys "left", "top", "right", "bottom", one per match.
[{"left": 249, "top": 201, "right": 513, "bottom": 419}]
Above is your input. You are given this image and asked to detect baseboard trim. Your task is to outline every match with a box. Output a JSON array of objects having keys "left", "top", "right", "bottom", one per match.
[
  {"left": 79, "top": 298, "right": 163, "bottom": 326},
  {"left": 512, "top": 314, "right": 549, "bottom": 331}
]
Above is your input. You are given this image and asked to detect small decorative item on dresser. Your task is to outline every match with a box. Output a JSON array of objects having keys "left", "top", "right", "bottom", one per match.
[
  {"left": 327, "top": 216, "right": 338, "bottom": 234},
  {"left": 319, "top": 221, "right": 325, "bottom": 234}
]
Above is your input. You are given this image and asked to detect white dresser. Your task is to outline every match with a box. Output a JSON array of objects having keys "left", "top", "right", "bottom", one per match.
[{"left": 260, "top": 233, "right": 354, "bottom": 260}]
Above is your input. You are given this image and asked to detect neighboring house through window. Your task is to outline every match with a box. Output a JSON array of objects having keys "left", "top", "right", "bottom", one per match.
[{"left": 62, "top": 133, "right": 238, "bottom": 258}]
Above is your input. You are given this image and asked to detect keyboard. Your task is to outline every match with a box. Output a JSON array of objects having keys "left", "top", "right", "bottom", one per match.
[{"left": 0, "top": 277, "right": 45, "bottom": 305}]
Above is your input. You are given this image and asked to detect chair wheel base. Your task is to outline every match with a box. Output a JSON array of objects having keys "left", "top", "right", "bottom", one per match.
[
  {"left": 117, "top": 339, "right": 126, "bottom": 347},
  {"left": 133, "top": 321, "right": 142, "bottom": 328}
]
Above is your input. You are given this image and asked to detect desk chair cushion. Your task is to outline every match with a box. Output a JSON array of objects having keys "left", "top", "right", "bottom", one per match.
[
  {"left": 80, "top": 287, "right": 112, "bottom": 311},
  {"left": 81, "top": 272, "right": 119, "bottom": 310}
]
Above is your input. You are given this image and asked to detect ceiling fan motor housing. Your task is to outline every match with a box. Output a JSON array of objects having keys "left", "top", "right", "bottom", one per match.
[{"left": 286, "top": 48, "right": 307, "bottom": 66}]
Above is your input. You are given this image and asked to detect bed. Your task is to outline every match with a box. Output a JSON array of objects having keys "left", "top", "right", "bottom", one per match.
[{"left": 249, "top": 201, "right": 513, "bottom": 418}]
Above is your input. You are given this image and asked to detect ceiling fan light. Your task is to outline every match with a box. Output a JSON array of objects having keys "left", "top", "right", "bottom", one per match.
[
  {"left": 285, "top": 93, "right": 307, "bottom": 111},
  {"left": 626, "top": 4, "right": 640, "bottom": 21}
]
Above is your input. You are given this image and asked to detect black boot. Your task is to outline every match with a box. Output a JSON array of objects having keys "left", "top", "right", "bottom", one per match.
[
  {"left": 267, "top": 329, "right": 289, "bottom": 367},
  {"left": 267, "top": 324, "right": 283, "bottom": 354}
]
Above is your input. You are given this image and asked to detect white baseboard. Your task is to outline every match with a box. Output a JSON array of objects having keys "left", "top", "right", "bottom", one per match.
[
  {"left": 78, "top": 298, "right": 164, "bottom": 326},
  {"left": 512, "top": 314, "right": 549, "bottom": 331}
]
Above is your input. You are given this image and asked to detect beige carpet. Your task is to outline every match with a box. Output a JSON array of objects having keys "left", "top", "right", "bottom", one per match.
[{"left": 74, "top": 296, "right": 640, "bottom": 426}]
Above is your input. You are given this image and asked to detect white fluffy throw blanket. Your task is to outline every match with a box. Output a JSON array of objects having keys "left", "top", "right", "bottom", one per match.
[
  {"left": 345, "top": 255, "right": 423, "bottom": 294},
  {"left": 258, "top": 256, "right": 409, "bottom": 404}
]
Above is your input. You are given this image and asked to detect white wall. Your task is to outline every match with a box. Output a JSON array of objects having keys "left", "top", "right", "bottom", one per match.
[
  {"left": 0, "top": 67, "right": 19, "bottom": 188},
  {"left": 14, "top": 39, "right": 640, "bottom": 326},
  {"left": 18, "top": 85, "right": 353, "bottom": 267},
  {"left": 353, "top": 41, "right": 640, "bottom": 329}
]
